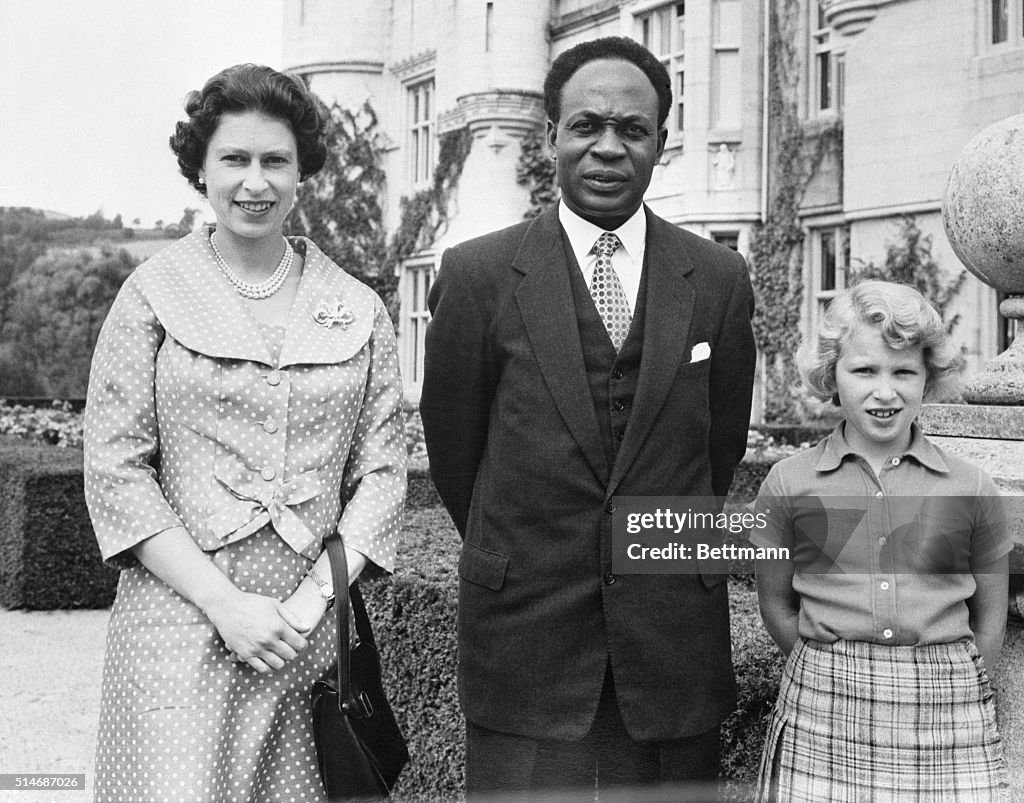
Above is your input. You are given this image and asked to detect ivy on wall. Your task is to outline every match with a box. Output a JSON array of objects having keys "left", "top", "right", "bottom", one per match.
[
  {"left": 748, "top": 0, "right": 843, "bottom": 423},
  {"left": 288, "top": 105, "right": 472, "bottom": 324},
  {"left": 515, "top": 128, "right": 558, "bottom": 219},
  {"left": 387, "top": 127, "right": 473, "bottom": 274},
  {"left": 286, "top": 102, "right": 391, "bottom": 308}
]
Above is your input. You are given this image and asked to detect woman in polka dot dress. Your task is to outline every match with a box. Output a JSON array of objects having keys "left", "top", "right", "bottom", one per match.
[{"left": 84, "top": 64, "right": 406, "bottom": 803}]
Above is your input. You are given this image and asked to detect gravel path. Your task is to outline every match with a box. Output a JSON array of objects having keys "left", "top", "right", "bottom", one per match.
[{"left": 0, "top": 609, "right": 107, "bottom": 802}]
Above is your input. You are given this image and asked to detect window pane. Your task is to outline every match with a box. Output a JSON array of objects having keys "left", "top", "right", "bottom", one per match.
[
  {"left": 818, "top": 53, "right": 832, "bottom": 110},
  {"left": 820, "top": 231, "right": 836, "bottom": 291},
  {"left": 676, "top": 3, "right": 686, "bottom": 49},
  {"left": 659, "top": 7, "right": 672, "bottom": 55},
  {"left": 835, "top": 54, "right": 845, "bottom": 111},
  {"left": 993, "top": 0, "right": 1009, "bottom": 42},
  {"left": 713, "top": 232, "right": 739, "bottom": 251}
]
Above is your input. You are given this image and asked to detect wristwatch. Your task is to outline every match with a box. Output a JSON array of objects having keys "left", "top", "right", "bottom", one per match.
[{"left": 307, "top": 566, "right": 336, "bottom": 609}]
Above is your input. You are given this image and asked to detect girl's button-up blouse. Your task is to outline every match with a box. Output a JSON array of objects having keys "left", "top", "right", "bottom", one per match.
[{"left": 750, "top": 423, "right": 1010, "bottom": 646}]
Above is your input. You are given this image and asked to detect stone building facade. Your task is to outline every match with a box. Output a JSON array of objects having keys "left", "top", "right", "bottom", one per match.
[{"left": 283, "top": 0, "right": 1023, "bottom": 414}]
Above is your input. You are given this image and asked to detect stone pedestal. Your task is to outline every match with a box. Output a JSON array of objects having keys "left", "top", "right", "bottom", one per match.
[{"left": 920, "top": 403, "right": 1024, "bottom": 795}]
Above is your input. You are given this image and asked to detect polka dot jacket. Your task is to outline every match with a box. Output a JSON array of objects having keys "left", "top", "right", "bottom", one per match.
[{"left": 83, "top": 230, "right": 406, "bottom": 802}]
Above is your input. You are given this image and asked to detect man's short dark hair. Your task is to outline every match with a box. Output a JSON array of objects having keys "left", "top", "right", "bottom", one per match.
[{"left": 543, "top": 36, "right": 673, "bottom": 128}]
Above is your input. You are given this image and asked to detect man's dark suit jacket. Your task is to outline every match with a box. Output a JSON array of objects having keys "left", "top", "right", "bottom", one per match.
[{"left": 420, "top": 204, "right": 756, "bottom": 743}]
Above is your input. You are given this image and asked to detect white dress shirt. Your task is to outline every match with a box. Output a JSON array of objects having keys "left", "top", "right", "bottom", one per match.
[{"left": 557, "top": 200, "right": 646, "bottom": 314}]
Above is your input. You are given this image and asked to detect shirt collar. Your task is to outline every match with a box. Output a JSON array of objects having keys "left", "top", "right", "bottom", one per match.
[
  {"left": 815, "top": 421, "right": 949, "bottom": 474},
  {"left": 557, "top": 200, "right": 647, "bottom": 267}
]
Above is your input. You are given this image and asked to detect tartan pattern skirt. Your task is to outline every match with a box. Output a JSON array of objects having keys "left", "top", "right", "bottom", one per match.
[{"left": 756, "top": 638, "right": 1008, "bottom": 802}]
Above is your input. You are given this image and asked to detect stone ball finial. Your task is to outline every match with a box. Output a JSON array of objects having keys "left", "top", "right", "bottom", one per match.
[{"left": 943, "top": 113, "right": 1024, "bottom": 294}]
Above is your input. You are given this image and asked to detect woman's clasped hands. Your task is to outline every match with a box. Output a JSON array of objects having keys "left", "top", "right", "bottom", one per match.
[{"left": 208, "top": 585, "right": 328, "bottom": 674}]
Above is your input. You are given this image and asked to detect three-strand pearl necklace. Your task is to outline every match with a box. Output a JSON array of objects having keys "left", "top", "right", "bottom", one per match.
[{"left": 210, "top": 232, "right": 295, "bottom": 300}]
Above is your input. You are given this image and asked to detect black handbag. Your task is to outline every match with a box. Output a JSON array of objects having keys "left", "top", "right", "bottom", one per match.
[{"left": 311, "top": 535, "right": 409, "bottom": 801}]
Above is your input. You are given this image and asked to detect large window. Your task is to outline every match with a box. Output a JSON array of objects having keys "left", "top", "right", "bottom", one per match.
[
  {"left": 401, "top": 259, "right": 435, "bottom": 393},
  {"left": 407, "top": 79, "right": 435, "bottom": 187},
  {"left": 810, "top": 224, "right": 849, "bottom": 331},
  {"left": 638, "top": 3, "right": 686, "bottom": 137},
  {"left": 712, "top": 0, "right": 742, "bottom": 130},
  {"left": 812, "top": 2, "right": 844, "bottom": 114}
]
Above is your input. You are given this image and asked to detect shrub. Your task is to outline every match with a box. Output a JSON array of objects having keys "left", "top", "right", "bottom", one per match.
[{"left": 0, "top": 437, "right": 117, "bottom": 608}]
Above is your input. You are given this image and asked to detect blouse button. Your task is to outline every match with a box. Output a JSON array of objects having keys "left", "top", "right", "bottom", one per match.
[
  {"left": 263, "top": 418, "right": 279, "bottom": 434},
  {"left": 261, "top": 468, "right": 276, "bottom": 481},
  {"left": 891, "top": 457, "right": 901, "bottom": 466},
  {"left": 883, "top": 628, "right": 893, "bottom": 639},
  {"left": 880, "top": 581, "right": 890, "bottom": 591},
  {"left": 878, "top": 536, "right": 887, "bottom": 546},
  {"left": 875, "top": 491, "right": 884, "bottom": 498},
  {"left": 267, "top": 370, "right": 283, "bottom": 387}
]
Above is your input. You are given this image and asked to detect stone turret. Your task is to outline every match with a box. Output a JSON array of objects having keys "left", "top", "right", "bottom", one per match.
[
  {"left": 433, "top": 2, "right": 552, "bottom": 245},
  {"left": 282, "top": 0, "right": 386, "bottom": 108}
]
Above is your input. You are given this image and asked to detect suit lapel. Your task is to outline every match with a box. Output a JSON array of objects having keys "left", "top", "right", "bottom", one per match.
[
  {"left": 608, "top": 212, "right": 696, "bottom": 495},
  {"left": 513, "top": 207, "right": 608, "bottom": 485}
]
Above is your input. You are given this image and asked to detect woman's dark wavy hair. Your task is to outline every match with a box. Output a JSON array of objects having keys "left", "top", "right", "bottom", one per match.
[
  {"left": 543, "top": 36, "right": 673, "bottom": 127},
  {"left": 169, "top": 63, "right": 329, "bottom": 195}
]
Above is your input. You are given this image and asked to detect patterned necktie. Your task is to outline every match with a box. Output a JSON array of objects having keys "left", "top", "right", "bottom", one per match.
[{"left": 590, "top": 232, "right": 632, "bottom": 351}]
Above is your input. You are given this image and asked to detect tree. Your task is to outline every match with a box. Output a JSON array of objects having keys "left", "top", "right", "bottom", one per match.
[
  {"left": 2, "top": 245, "right": 137, "bottom": 396},
  {"left": 851, "top": 215, "right": 966, "bottom": 334},
  {"left": 178, "top": 207, "right": 200, "bottom": 235},
  {"left": 285, "top": 102, "right": 391, "bottom": 311}
]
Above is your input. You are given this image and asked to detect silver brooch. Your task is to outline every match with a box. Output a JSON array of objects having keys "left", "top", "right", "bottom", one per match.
[{"left": 313, "top": 299, "right": 355, "bottom": 330}]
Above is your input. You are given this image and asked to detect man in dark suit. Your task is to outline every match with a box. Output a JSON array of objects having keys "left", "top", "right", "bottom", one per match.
[{"left": 420, "top": 36, "right": 756, "bottom": 798}]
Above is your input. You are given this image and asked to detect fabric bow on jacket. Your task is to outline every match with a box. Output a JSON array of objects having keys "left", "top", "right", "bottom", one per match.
[{"left": 207, "top": 469, "right": 325, "bottom": 555}]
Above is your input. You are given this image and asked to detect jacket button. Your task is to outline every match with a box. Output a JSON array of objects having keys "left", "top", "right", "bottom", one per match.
[
  {"left": 613, "top": 401, "right": 626, "bottom": 412},
  {"left": 263, "top": 418, "right": 279, "bottom": 434},
  {"left": 605, "top": 502, "right": 616, "bottom": 514},
  {"left": 261, "top": 468, "right": 276, "bottom": 481},
  {"left": 267, "top": 370, "right": 283, "bottom": 387},
  {"left": 611, "top": 369, "right": 623, "bottom": 380},
  {"left": 604, "top": 572, "right": 617, "bottom": 585}
]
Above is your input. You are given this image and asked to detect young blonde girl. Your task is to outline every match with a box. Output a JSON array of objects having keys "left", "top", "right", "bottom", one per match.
[{"left": 752, "top": 280, "right": 1009, "bottom": 801}]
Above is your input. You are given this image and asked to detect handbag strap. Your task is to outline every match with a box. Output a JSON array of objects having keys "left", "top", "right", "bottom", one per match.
[{"left": 323, "top": 534, "right": 376, "bottom": 714}]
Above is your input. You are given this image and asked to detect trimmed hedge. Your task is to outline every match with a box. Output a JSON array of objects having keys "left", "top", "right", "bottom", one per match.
[
  {"left": 0, "top": 437, "right": 117, "bottom": 608},
  {"left": 0, "top": 448, "right": 784, "bottom": 798}
]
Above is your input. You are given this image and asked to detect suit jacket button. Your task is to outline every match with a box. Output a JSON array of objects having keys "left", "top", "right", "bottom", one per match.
[
  {"left": 604, "top": 572, "right": 617, "bottom": 585},
  {"left": 613, "top": 401, "right": 626, "bottom": 412},
  {"left": 605, "top": 502, "right": 616, "bottom": 514},
  {"left": 611, "top": 369, "right": 623, "bottom": 380}
]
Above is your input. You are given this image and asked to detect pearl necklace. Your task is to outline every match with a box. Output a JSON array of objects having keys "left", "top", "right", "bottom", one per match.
[{"left": 210, "top": 232, "right": 294, "bottom": 300}]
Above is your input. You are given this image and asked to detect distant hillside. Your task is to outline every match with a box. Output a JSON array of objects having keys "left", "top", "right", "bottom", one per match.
[{"left": 0, "top": 207, "right": 155, "bottom": 397}]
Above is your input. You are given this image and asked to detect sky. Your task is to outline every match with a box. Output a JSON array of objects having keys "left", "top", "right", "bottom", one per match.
[{"left": 0, "top": 0, "right": 284, "bottom": 227}]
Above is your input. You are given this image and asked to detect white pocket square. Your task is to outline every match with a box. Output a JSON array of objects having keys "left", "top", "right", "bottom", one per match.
[{"left": 690, "top": 342, "right": 711, "bottom": 363}]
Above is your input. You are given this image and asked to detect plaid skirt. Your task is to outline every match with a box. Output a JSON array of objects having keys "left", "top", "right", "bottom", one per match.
[{"left": 756, "top": 638, "right": 1008, "bottom": 802}]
